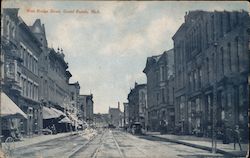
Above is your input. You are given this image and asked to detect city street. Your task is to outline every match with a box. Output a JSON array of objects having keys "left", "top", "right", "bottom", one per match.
[
  {"left": 10, "top": 129, "right": 224, "bottom": 158},
  {"left": 12, "top": 133, "right": 89, "bottom": 158}
]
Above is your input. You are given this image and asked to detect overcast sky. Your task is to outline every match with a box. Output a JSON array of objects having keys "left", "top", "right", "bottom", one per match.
[{"left": 3, "top": 0, "right": 249, "bottom": 113}]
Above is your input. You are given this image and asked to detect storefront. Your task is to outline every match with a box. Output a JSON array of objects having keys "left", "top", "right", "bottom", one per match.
[{"left": 1, "top": 92, "right": 27, "bottom": 140}]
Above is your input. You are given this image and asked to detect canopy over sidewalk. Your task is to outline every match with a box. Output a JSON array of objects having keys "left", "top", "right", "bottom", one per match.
[
  {"left": 42, "top": 106, "right": 65, "bottom": 119},
  {"left": 0, "top": 92, "right": 27, "bottom": 119},
  {"left": 58, "top": 116, "right": 72, "bottom": 124}
]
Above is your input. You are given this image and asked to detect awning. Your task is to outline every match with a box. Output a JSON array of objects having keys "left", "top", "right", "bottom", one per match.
[
  {"left": 58, "top": 116, "right": 72, "bottom": 124},
  {"left": 42, "top": 107, "right": 65, "bottom": 119},
  {"left": 52, "top": 108, "right": 66, "bottom": 117},
  {"left": 0, "top": 92, "right": 27, "bottom": 119}
]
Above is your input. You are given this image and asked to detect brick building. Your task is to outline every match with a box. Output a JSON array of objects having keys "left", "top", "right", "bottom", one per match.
[
  {"left": 108, "top": 102, "right": 123, "bottom": 128},
  {"left": 173, "top": 10, "right": 249, "bottom": 140},
  {"left": 143, "top": 49, "right": 175, "bottom": 132},
  {"left": 127, "top": 83, "right": 147, "bottom": 129}
]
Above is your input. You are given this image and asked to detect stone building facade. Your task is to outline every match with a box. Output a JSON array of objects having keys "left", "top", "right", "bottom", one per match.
[
  {"left": 127, "top": 83, "right": 147, "bottom": 129},
  {"left": 143, "top": 49, "right": 175, "bottom": 132},
  {"left": 173, "top": 10, "right": 249, "bottom": 139}
]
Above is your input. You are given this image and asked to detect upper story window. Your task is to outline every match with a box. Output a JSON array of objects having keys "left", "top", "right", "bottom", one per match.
[
  {"left": 220, "top": 47, "right": 224, "bottom": 75},
  {"left": 228, "top": 43, "right": 232, "bottom": 72},
  {"left": 6, "top": 20, "right": 10, "bottom": 39},
  {"left": 226, "top": 12, "right": 231, "bottom": 32},
  {"left": 211, "top": 15, "right": 215, "bottom": 41},
  {"left": 160, "top": 66, "right": 165, "bottom": 81}
]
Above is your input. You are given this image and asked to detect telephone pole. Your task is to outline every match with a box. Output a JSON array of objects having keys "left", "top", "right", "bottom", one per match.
[{"left": 212, "top": 42, "right": 218, "bottom": 153}]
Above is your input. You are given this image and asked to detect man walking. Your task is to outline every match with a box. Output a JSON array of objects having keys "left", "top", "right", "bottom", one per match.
[{"left": 233, "top": 125, "right": 242, "bottom": 151}]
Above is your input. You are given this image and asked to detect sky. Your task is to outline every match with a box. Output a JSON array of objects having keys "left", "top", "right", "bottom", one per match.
[{"left": 2, "top": 0, "right": 249, "bottom": 113}]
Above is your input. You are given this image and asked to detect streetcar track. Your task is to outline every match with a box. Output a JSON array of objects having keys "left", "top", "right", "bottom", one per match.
[
  {"left": 90, "top": 130, "right": 106, "bottom": 158},
  {"left": 111, "top": 130, "right": 125, "bottom": 158},
  {"left": 69, "top": 129, "right": 106, "bottom": 158},
  {"left": 114, "top": 131, "right": 150, "bottom": 158}
]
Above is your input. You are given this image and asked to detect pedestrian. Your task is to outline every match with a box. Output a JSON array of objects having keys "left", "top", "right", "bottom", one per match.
[{"left": 233, "top": 125, "right": 242, "bottom": 151}]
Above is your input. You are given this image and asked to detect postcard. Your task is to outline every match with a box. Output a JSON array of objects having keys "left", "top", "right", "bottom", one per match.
[{"left": 0, "top": 0, "right": 249, "bottom": 158}]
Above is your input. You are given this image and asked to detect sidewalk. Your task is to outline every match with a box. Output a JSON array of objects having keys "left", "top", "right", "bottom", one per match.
[
  {"left": 146, "top": 132, "right": 249, "bottom": 157},
  {"left": 3, "top": 131, "right": 78, "bottom": 149}
]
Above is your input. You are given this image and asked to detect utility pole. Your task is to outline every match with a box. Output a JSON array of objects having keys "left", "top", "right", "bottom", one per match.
[
  {"left": 212, "top": 42, "right": 218, "bottom": 154},
  {"left": 0, "top": 34, "right": 3, "bottom": 149}
]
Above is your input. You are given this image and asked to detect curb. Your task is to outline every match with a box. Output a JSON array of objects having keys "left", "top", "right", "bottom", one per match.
[{"left": 149, "top": 135, "right": 247, "bottom": 157}]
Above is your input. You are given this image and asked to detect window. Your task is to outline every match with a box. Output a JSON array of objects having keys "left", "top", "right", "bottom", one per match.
[
  {"left": 161, "top": 88, "right": 165, "bottom": 103},
  {"left": 20, "top": 78, "right": 24, "bottom": 95},
  {"left": 220, "top": 47, "right": 224, "bottom": 75},
  {"left": 71, "top": 92, "right": 74, "bottom": 100},
  {"left": 23, "top": 79, "right": 26, "bottom": 96},
  {"left": 198, "top": 68, "right": 202, "bottom": 88},
  {"left": 235, "top": 12, "right": 239, "bottom": 26},
  {"left": 207, "top": 58, "right": 209, "bottom": 83},
  {"left": 228, "top": 43, "right": 232, "bottom": 71},
  {"left": 235, "top": 37, "right": 239, "bottom": 72},
  {"left": 30, "top": 83, "right": 33, "bottom": 99},
  {"left": 194, "top": 71, "right": 197, "bottom": 90},
  {"left": 23, "top": 51, "right": 26, "bottom": 66},
  {"left": 11, "top": 26, "right": 15, "bottom": 38},
  {"left": 189, "top": 74, "right": 192, "bottom": 90},
  {"left": 6, "top": 20, "right": 10, "bottom": 39},
  {"left": 32, "top": 58, "right": 34, "bottom": 73},
  {"left": 26, "top": 53, "right": 29, "bottom": 68},
  {"left": 211, "top": 15, "right": 215, "bottom": 41},
  {"left": 226, "top": 12, "right": 231, "bottom": 32},
  {"left": 156, "top": 71, "right": 159, "bottom": 83},
  {"left": 26, "top": 81, "right": 29, "bottom": 97},
  {"left": 205, "top": 22, "right": 209, "bottom": 48},
  {"left": 20, "top": 47, "right": 24, "bottom": 60},
  {"left": 160, "top": 66, "right": 165, "bottom": 81},
  {"left": 157, "top": 93, "right": 159, "bottom": 103},
  {"left": 220, "top": 13, "right": 223, "bottom": 37}
]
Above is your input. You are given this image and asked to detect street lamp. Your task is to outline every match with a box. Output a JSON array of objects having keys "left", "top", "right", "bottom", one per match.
[{"left": 212, "top": 42, "right": 218, "bottom": 154}]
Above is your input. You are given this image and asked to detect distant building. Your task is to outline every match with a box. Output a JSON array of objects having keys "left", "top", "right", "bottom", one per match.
[
  {"left": 127, "top": 83, "right": 147, "bottom": 129},
  {"left": 93, "top": 113, "right": 109, "bottom": 127},
  {"left": 108, "top": 103, "right": 123, "bottom": 127},
  {"left": 143, "top": 49, "right": 175, "bottom": 132},
  {"left": 68, "top": 82, "right": 81, "bottom": 118},
  {"left": 79, "top": 94, "right": 94, "bottom": 123},
  {"left": 172, "top": 10, "right": 249, "bottom": 139}
]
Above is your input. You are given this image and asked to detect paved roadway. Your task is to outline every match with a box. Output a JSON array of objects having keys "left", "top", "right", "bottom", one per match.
[{"left": 12, "top": 129, "right": 225, "bottom": 158}]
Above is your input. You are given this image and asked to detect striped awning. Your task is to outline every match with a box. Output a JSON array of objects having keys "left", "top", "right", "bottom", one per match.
[
  {"left": 42, "top": 107, "right": 65, "bottom": 119},
  {"left": 0, "top": 92, "right": 27, "bottom": 119}
]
